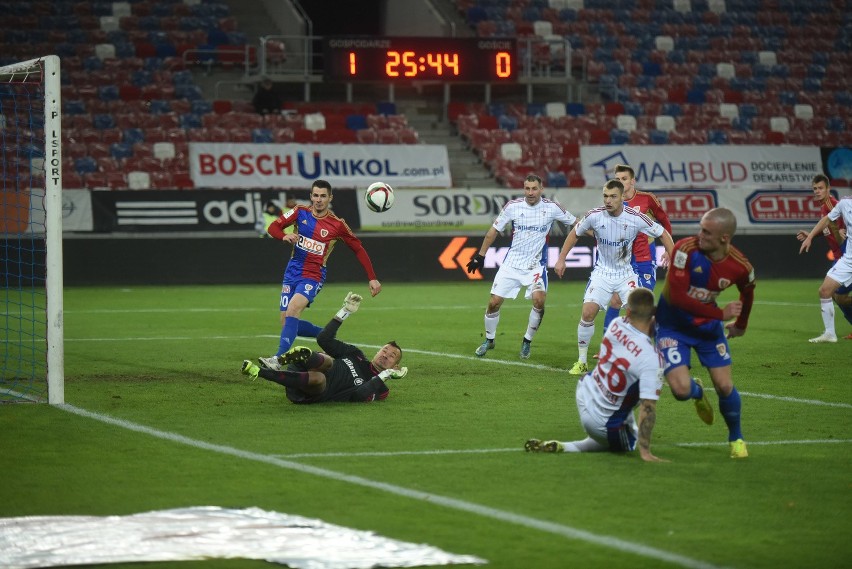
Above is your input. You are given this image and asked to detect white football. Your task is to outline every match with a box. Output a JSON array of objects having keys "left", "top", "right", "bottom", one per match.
[{"left": 364, "top": 182, "right": 395, "bottom": 213}]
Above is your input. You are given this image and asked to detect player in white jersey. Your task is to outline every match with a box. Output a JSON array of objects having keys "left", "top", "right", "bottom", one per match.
[
  {"left": 799, "top": 195, "right": 852, "bottom": 342},
  {"left": 555, "top": 179, "right": 674, "bottom": 374},
  {"left": 467, "top": 174, "right": 577, "bottom": 359},
  {"left": 525, "top": 288, "right": 667, "bottom": 461}
]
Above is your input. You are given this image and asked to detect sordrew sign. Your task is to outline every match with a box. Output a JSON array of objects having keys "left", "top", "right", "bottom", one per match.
[
  {"left": 189, "top": 143, "right": 452, "bottom": 188},
  {"left": 580, "top": 145, "right": 823, "bottom": 189}
]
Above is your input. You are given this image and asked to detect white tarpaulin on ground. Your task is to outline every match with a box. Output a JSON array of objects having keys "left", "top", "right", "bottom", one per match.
[
  {"left": 580, "top": 145, "right": 823, "bottom": 189},
  {"left": 0, "top": 506, "right": 485, "bottom": 569},
  {"left": 189, "top": 143, "right": 452, "bottom": 188}
]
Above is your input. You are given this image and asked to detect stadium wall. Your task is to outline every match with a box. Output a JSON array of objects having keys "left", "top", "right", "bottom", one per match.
[{"left": 58, "top": 232, "right": 836, "bottom": 286}]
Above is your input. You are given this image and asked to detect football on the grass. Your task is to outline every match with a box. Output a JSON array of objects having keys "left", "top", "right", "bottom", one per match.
[{"left": 364, "top": 182, "right": 395, "bottom": 213}]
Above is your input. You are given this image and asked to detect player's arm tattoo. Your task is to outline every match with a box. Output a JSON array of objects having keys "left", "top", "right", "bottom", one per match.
[{"left": 638, "top": 399, "right": 657, "bottom": 451}]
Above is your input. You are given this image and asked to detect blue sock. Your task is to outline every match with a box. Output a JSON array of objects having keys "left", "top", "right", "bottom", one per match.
[
  {"left": 672, "top": 378, "right": 703, "bottom": 401},
  {"left": 838, "top": 302, "right": 852, "bottom": 326},
  {"left": 276, "top": 316, "right": 299, "bottom": 356},
  {"left": 297, "top": 320, "right": 322, "bottom": 338},
  {"left": 718, "top": 386, "right": 743, "bottom": 441},
  {"left": 604, "top": 306, "right": 620, "bottom": 329}
]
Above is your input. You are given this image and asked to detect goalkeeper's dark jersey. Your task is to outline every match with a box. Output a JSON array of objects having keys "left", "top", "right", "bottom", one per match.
[{"left": 285, "top": 318, "right": 389, "bottom": 404}]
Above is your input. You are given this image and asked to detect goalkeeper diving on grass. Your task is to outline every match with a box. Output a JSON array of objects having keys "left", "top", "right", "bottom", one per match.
[{"left": 241, "top": 292, "right": 407, "bottom": 403}]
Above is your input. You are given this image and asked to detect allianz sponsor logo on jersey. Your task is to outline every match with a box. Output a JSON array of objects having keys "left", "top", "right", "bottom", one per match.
[{"left": 745, "top": 190, "right": 827, "bottom": 223}]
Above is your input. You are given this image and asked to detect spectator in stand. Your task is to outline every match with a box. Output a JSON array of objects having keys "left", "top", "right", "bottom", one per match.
[{"left": 252, "top": 77, "right": 282, "bottom": 115}]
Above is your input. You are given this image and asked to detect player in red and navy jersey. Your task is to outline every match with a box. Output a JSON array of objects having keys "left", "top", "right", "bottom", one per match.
[
  {"left": 656, "top": 208, "right": 755, "bottom": 459},
  {"left": 242, "top": 292, "right": 407, "bottom": 404},
  {"left": 603, "top": 164, "right": 673, "bottom": 330},
  {"left": 260, "top": 180, "right": 381, "bottom": 370},
  {"left": 795, "top": 174, "right": 851, "bottom": 341}
]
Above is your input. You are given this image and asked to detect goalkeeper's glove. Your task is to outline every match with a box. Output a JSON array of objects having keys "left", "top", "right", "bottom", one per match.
[
  {"left": 335, "top": 291, "right": 363, "bottom": 321},
  {"left": 466, "top": 254, "right": 485, "bottom": 274},
  {"left": 377, "top": 367, "right": 408, "bottom": 381}
]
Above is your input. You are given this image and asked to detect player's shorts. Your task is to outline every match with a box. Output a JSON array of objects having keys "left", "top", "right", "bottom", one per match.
[
  {"left": 656, "top": 321, "right": 732, "bottom": 372},
  {"left": 575, "top": 381, "right": 637, "bottom": 452},
  {"left": 827, "top": 256, "right": 852, "bottom": 288},
  {"left": 490, "top": 263, "right": 547, "bottom": 300},
  {"left": 280, "top": 278, "right": 323, "bottom": 311},
  {"left": 631, "top": 260, "right": 656, "bottom": 289},
  {"left": 583, "top": 270, "right": 638, "bottom": 309}
]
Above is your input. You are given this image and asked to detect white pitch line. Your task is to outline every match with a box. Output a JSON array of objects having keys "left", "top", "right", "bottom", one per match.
[
  {"left": 60, "top": 298, "right": 819, "bottom": 315},
  {"left": 738, "top": 392, "right": 852, "bottom": 409},
  {"left": 271, "top": 439, "right": 852, "bottom": 459},
  {"left": 57, "top": 402, "right": 728, "bottom": 569}
]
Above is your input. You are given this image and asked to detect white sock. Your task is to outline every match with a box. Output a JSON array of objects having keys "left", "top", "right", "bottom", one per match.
[
  {"left": 484, "top": 311, "right": 500, "bottom": 340},
  {"left": 563, "top": 437, "right": 608, "bottom": 452},
  {"left": 820, "top": 298, "right": 836, "bottom": 336},
  {"left": 577, "top": 319, "right": 595, "bottom": 363},
  {"left": 524, "top": 307, "right": 544, "bottom": 341}
]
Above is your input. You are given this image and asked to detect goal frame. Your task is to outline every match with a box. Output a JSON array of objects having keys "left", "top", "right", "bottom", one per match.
[{"left": 2, "top": 55, "right": 64, "bottom": 404}]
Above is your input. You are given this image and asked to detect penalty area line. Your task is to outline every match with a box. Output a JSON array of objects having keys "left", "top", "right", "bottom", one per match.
[{"left": 57, "top": 402, "right": 727, "bottom": 569}]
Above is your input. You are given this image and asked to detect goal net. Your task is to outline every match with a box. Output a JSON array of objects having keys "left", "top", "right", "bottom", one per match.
[{"left": 1, "top": 56, "right": 64, "bottom": 404}]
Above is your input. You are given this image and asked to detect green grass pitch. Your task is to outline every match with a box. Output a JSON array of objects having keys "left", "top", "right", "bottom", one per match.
[{"left": 1, "top": 279, "right": 850, "bottom": 569}]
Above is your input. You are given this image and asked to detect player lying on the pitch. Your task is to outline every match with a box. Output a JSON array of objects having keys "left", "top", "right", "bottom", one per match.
[{"left": 241, "top": 292, "right": 408, "bottom": 403}]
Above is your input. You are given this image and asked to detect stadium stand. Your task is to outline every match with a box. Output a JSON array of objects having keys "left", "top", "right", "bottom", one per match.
[
  {"left": 2, "top": 0, "right": 849, "bottom": 190},
  {"left": 0, "top": 1, "right": 423, "bottom": 190},
  {"left": 451, "top": 0, "right": 851, "bottom": 186}
]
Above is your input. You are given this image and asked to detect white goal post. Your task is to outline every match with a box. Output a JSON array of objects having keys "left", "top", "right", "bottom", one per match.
[{"left": 1, "top": 55, "right": 64, "bottom": 404}]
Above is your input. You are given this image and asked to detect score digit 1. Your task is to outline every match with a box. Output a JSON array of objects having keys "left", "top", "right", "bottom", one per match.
[{"left": 349, "top": 52, "right": 357, "bottom": 76}]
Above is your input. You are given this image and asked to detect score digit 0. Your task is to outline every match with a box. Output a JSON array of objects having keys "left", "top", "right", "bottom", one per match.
[{"left": 495, "top": 51, "right": 511, "bottom": 78}]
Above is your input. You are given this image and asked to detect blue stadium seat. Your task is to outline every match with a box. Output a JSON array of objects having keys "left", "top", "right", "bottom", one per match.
[
  {"left": 93, "top": 114, "right": 115, "bottom": 129},
  {"left": 526, "top": 103, "right": 545, "bottom": 116},
  {"left": 98, "top": 85, "right": 119, "bottom": 101},
  {"left": 731, "top": 117, "right": 752, "bottom": 131},
  {"left": 498, "top": 115, "right": 518, "bottom": 131},
  {"left": 547, "top": 171, "right": 568, "bottom": 188},
  {"left": 778, "top": 91, "right": 797, "bottom": 105},
  {"left": 110, "top": 143, "right": 134, "bottom": 160},
  {"left": 346, "top": 114, "right": 369, "bottom": 130},
  {"left": 123, "top": 128, "right": 145, "bottom": 144},
  {"left": 649, "top": 129, "right": 669, "bottom": 144},
  {"left": 739, "top": 104, "right": 759, "bottom": 119},
  {"left": 623, "top": 102, "right": 643, "bottom": 117},
  {"left": 686, "top": 89, "right": 706, "bottom": 104},
  {"left": 642, "top": 62, "right": 662, "bottom": 76},
  {"left": 175, "top": 85, "right": 204, "bottom": 100},
  {"left": 803, "top": 77, "right": 822, "bottom": 92},
  {"left": 180, "top": 113, "right": 203, "bottom": 129},
  {"left": 610, "top": 129, "right": 630, "bottom": 145},
  {"left": 637, "top": 75, "right": 656, "bottom": 89},
  {"left": 826, "top": 117, "right": 845, "bottom": 131},
  {"left": 191, "top": 100, "right": 213, "bottom": 115},
  {"left": 661, "top": 103, "right": 682, "bottom": 117},
  {"left": 708, "top": 130, "right": 728, "bottom": 144},
  {"left": 566, "top": 103, "right": 585, "bottom": 116},
  {"left": 376, "top": 101, "right": 396, "bottom": 115},
  {"left": 252, "top": 128, "right": 274, "bottom": 143},
  {"left": 148, "top": 100, "right": 172, "bottom": 114},
  {"left": 64, "top": 100, "right": 87, "bottom": 115},
  {"left": 487, "top": 103, "right": 506, "bottom": 116},
  {"left": 74, "top": 157, "right": 98, "bottom": 174}
]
